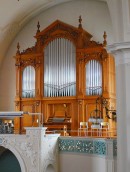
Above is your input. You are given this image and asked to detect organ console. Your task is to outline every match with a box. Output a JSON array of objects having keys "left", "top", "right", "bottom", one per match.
[
  {"left": 44, "top": 110, "right": 71, "bottom": 136},
  {"left": 14, "top": 17, "right": 116, "bottom": 135}
]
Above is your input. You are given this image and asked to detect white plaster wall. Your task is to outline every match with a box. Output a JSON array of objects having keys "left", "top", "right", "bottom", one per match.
[
  {"left": 0, "top": 0, "right": 113, "bottom": 110},
  {"left": 59, "top": 153, "right": 116, "bottom": 172}
]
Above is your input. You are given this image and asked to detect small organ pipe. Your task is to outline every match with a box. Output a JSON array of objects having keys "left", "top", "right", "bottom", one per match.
[{"left": 86, "top": 60, "right": 102, "bottom": 96}]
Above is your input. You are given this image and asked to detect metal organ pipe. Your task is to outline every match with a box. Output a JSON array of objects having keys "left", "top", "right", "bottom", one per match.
[
  {"left": 44, "top": 38, "right": 76, "bottom": 97},
  {"left": 90, "top": 61, "right": 92, "bottom": 95},
  {"left": 97, "top": 61, "right": 99, "bottom": 95},
  {"left": 86, "top": 60, "right": 102, "bottom": 96},
  {"left": 96, "top": 61, "right": 99, "bottom": 95},
  {"left": 22, "top": 66, "right": 35, "bottom": 98}
]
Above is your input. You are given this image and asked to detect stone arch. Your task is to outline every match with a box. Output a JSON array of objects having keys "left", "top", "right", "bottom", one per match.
[{"left": 1, "top": 145, "right": 27, "bottom": 172}]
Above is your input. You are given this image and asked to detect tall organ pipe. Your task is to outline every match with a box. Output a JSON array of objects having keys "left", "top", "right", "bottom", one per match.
[{"left": 44, "top": 38, "right": 76, "bottom": 97}]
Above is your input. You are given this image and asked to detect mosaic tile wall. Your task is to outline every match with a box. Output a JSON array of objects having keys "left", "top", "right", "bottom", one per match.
[{"left": 59, "top": 137, "right": 117, "bottom": 157}]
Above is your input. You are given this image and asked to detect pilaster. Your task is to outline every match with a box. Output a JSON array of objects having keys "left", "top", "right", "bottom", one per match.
[{"left": 107, "top": 42, "right": 130, "bottom": 172}]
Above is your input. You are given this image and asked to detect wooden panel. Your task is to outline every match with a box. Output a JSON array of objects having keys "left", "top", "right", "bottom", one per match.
[
  {"left": 85, "top": 103, "right": 96, "bottom": 128},
  {"left": 20, "top": 103, "right": 34, "bottom": 133},
  {"left": 54, "top": 111, "right": 66, "bottom": 117}
]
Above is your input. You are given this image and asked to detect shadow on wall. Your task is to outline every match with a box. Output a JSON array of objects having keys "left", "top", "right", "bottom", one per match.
[
  {"left": 46, "top": 164, "right": 55, "bottom": 172},
  {"left": 0, "top": 146, "right": 21, "bottom": 172}
]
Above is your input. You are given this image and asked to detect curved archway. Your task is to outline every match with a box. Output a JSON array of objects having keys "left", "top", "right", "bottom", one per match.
[
  {"left": 0, "top": 146, "right": 21, "bottom": 172},
  {"left": 46, "top": 164, "right": 55, "bottom": 172},
  {"left": 0, "top": 145, "right": 26, "bottom": 172}
]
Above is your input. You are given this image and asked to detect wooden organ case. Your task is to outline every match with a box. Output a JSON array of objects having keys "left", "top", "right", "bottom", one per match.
[{"left": 14, "top": 17, "right": 116, "bottom": 135}]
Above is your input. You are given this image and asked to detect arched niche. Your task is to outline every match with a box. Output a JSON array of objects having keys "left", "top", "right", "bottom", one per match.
[{"left": 46, "top": 164, "right": 55, "bottom": 172}]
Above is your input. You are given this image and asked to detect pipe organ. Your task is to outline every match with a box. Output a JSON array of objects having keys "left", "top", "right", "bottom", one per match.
[{"left": 14, "top": 17, "right": 116, "bottom": 135}]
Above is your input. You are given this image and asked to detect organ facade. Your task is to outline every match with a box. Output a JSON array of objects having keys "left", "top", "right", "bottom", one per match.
[{"left": 14, "top": 17, "right": 116, "bottom": 135}]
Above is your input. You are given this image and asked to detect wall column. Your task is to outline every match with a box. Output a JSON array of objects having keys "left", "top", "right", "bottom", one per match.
[{"left": 108, "top": 42, "right": 130, "bottom": 172}]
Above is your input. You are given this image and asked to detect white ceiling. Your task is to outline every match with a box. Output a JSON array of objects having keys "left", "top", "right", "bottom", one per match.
[{"left": 0, "top": 0, "right": 106, "bottom": 66}]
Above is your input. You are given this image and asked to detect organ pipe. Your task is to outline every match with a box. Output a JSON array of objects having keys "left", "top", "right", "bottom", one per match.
[
  {"left": 22, "top": 66, "right": 35, "bottom": 98},
  {"left": 86, "top": 60, "right": 102, "bottom": 95},
  {"left": 44, "top": 38, "right": 76, "bottom": 97}
]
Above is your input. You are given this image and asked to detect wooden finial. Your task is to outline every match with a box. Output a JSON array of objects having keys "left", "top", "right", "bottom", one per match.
[
  {"left": 16, "top": 42, "right": 20, "bottom": 55},
  {"left": 37, "top": 21, "right": 40, "bottom": 33},
  {"left": 78, "top": 15, "right": 82, "bottom": 29},
  {"left": 103, "top": 31, "right": 107, "bottom": 47}
]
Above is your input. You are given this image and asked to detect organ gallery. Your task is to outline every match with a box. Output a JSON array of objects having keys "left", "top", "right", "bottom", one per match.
[{"left": 14, "top": 17, "right": 116, "bottom": 136}]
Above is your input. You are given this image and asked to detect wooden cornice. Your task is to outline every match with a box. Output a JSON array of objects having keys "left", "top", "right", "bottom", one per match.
[
  {"left": 35, "top": 20, "right": 92, "bottom": 48},
  {"left": 16, "top": 19, "right": 106, "bottom": 55}
]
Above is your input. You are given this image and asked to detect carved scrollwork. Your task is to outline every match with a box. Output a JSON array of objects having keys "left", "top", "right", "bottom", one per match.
[
  {"left": 15, "top": 57, "right": 21, "bottom": 67},
  {"left": 35, "top": 101, "right": 40, "bottom": 106},
  {"left": 15, "top": 57, "right": 41, "bottom": 67},
  {"left": 87, "top": 40, "right": 102, "bottom": 47},
  {"left": 15, "top": 101, "right": 20, "bottom": 107},
  {"left": 2, "top": 136, "right": 38, "bottom": 171},
  {"left": 100, "top": 49, "right": 108, "bottom": 60},
  {"left": 21, "top": 46, "right": 37, "bottom": 55},
  {"left": 78, "top": 100, "right": 82, "bottom": 105},
  {"left": 78, "top": 49, "right": 108, "bottom": 62},
  {"left": 40, "top": 22, "right": 79, "bottom": 40},
  {"left": 36, "top": 20, "right": 82, "bottom": 47},
  {"left": 41, "top": 32, "right": 77, "bottom": 46}
]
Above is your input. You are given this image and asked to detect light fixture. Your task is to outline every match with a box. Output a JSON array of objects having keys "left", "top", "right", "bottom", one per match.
[
  {"left": 105, "top": 107, "right": 116, "bottom": 120},
  {"left": 89, "top": 96, "right": 104, "bottom": 128},
  {"left": 89, "top": 96, "right": 117, "bottom": 127}
]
